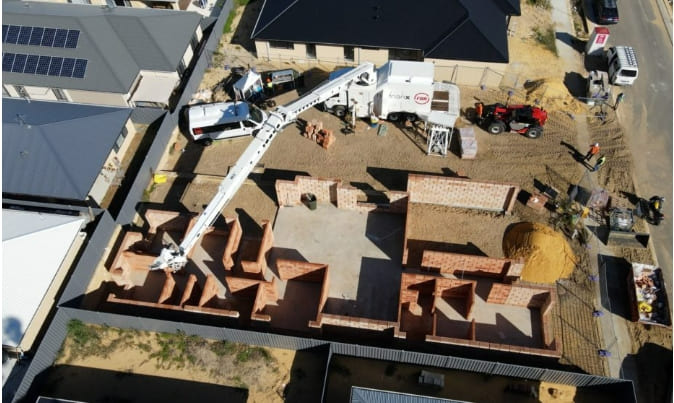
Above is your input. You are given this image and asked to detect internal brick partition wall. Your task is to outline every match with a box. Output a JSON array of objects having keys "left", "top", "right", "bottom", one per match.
[
  {"left": 487, "top": 283, "right": 561, "bottom": 355},
  {"left": 406, "top": 174, "right": 519, "bottom": 213},
  {"left": 398, "top": 272, "right": 561, "bottom": 358},
  {"left": 420, "top": 251, "right": 525, "bottom": 281},
  {"left": 275, "top": 176, "right": 408, "bottom": 214},
  {"left": 240, "top": 220, "right": 274, "bottom": 274}
]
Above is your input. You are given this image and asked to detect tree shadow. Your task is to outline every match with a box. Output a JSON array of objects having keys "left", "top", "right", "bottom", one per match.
[{"left": 284, "top": 345, "right": 331, "bottom": 402}]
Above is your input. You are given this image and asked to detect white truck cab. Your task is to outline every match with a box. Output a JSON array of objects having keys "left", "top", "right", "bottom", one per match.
[
  {"left": 607, "top": 46, "right": 638, "bottom": 86},
  {"left": 187, "top": 102, "right": 266, "bottom": 145}
]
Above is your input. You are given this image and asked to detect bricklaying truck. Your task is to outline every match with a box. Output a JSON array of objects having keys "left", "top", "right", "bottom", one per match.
[{"left": 151, "top": 61, "right": 460, "bottom": 270}]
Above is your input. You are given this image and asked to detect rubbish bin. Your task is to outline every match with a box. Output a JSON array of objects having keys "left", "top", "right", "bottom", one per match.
[{"left": 303, "top": 193, "right": 317, "bottom": 210}]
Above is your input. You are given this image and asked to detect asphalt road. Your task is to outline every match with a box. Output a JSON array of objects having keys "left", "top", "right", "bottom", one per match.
[{"left": 591, "top": 0, "right": 673, "bottom": 306}]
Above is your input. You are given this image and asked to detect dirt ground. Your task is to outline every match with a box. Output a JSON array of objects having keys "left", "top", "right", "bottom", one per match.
[
  {"left": 138, "top": 0, "right": 671, "bottom": 395},
  {"left": 47, "top": 324, "right": 324, "bottom": 403}
]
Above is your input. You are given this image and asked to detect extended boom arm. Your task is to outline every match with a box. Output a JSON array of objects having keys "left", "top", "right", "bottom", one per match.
[{"left": 151, "top": 62, "right": 375, "bottom": 271}]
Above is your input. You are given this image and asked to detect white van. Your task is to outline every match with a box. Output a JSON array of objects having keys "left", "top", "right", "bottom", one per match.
[
  {"left": 607, "top": 46, "right": 638, "bottom": 86},
  {"left": 187, "top": 102, "right": 267, "bottom": 145}
]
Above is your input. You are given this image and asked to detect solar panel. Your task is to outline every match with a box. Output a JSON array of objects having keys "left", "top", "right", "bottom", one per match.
[
  {"left": 36, "top": 55, "right": 51, "bottom": 75},
  {"left": 29, "top": 27, "right": 44, "bottom": 46},
  {"left": 53, "top": 29, "right": 68, "bottom": 48},
  {"left": 11, "top": 53, "right": 27, "bottom": 73},
  {"left": 17, "top": 26, "right": 32, "bottom": 45},
  {"left": 60, "top": 57, "right": 76, "bottom": 77},
  {"left": 2, "top": 25, "right": 8, "bottom": 43},
  {"left": 72, "top": 59, "right": 88, "bottom": 78},
  {"left": 65, "top": 30, "right": 80, "bottom": 49},
  {"left": 41, "top": 28, "right": 56, "bottom": 47},
  {"left": 48, "top": 57, "right": 63, "bottom": 76},
  {"left": 24, "top": 54, "right": 39, "bottom": 74},
  {"left": 6, "top": 25, "right": 20, "bottom": 44},
  {"left": 3, "top": 53, "right": 16, "bottom": 72}
]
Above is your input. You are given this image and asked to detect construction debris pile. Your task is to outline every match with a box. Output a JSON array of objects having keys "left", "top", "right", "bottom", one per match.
[
  {"left": 304, "top": 119, "right": 335, "bottom": 149},
  {"left": 502, "top": 222, "right": 576, "bottom": 284},
  {"left": 629, "top": 263, "right": 671, "bottom": 327}
]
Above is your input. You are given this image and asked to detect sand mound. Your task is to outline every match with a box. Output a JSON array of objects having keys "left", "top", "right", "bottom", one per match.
[
  {"left": 523, "top": 78, "right": 585, "bottom": 114},
  {"left": 503, "top": 222, "right": 576, "bottom": 284}
]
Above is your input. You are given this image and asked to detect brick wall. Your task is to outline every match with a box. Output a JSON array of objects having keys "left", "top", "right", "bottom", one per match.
[
  {"left": 198, "top": 274, "right": 218, "bottom": 307},
  {"left": 421, "top": 251, "right": 516, "bottom": 279},
  {"left": 157, "top": 271, "right": 176, "bottom": 304},
  {"left": 406, "top": 174, "right": 519, "bottom": 213},
  {"left": 276, "top": 176, "right": 341, "bottom": 206},
  {"left": 276, "top": 176, "right": 408, "bottom": 214},
  {"left": 487, "top": 283, "right": 512, "bottom": 304},
  {"left": 225, "top": 276, "right": 265, "bottom": 293},
  {"left": 240, "top": 220, "right": 274, "bottom": 274},
  {"left": 252, "top": 279, "right": 278, "bottom": 322},
  {"left": 312, "top": 313, "right": 397, "bottom": 331},
  {"left": 486, "top": 283, "right": 553, "bottom": 308},
  {"left": 318, "top": 266, "right": 330, "bottom": 314},
  {"left": 276, "top": 259, "right": 328, "bottom": 282},
  {"left": 180, "top": 274, "right": 198, "bottom": 306},
  {"left": 145, "top": 209, "right": 191, "bottom": 234},
  {"left": 222, "top": 218, "right": 242, "bottom": 271}
]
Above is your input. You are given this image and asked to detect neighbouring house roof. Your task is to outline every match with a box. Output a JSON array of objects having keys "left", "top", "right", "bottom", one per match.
[
  {"left": 252, "top": 0, "right": 520, "bottom": 63},
  {"left": 350, "top": 387, "right": 470, "bottom": 403},
  {"left": 2, "top": 0, "right": 201, "bottom": 93},
  {"left": 2, "top": 98, "right": 132, "bottom": 201},
  {"left": 2, "top": 209, "right": 85, "bottom": 349}
]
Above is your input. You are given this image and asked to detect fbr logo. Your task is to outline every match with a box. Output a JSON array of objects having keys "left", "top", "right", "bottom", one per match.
[{"left": 414, "top": 93, "right": 430, "bottom": 104}]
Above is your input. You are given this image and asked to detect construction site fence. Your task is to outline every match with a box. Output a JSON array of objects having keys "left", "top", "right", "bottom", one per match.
[
  {"left": 12, "top": 306, "right": 635, "bottom": 402},
  {"left": 113, "top": 0, "right": 233, "bottom": 225}
]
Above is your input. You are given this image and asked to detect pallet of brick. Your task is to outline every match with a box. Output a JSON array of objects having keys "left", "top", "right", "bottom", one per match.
[{"left": 459, "top": 127, "right": 477, "bottom": 159}]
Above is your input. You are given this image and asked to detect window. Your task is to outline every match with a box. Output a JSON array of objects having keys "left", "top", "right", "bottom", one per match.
[
  {"left": 113, "top": 126, "right": 128, "bottom": 153},
  {"left": 14, "top": 85, "right": 29, "bottom": 99},
  {"left": 389, "top": 48, "right": 423, "bottom": 61},
  {"left": 344, "top": 46, "right": 355, "bottom": 61},
  {"left": 190, "top": 34, "right": 199, "bottom": 52},
  {"left": 177, "top": 59, "right": 186, "bottom": 76},
  {"left": 194, "top": 122, "right": 241, "bottom": 134},
  {"left": 269, "top": 41, "right": 294, "bottom": 50},
  {"left": 52, "top": 88, "right": 68, "bottom": 101},
  {"left": 306, "top": 43, "right": 316, "bottom": 59}
]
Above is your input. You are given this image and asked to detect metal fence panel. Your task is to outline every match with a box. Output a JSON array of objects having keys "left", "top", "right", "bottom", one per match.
[
  {"left": 58, "top": 211, "right": 117, "bottom": 306},
  {"left": 541, "top": 368, "right": 594, "bottom": 386},
  {"left": 492, "top": 362, "right": 545, "bottom": 379},
  {"left": 12, "top": 310, "right": 70, "bottom": 402}
]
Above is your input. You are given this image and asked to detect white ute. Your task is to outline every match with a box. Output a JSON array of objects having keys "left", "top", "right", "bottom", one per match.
[{"left": 187, "top": 101, "right": 267, "bottom": 145}]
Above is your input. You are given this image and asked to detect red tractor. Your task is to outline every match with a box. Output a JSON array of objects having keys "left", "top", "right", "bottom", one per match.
[{"left": 473, "top": 102, "right": 548, "bottom": 139}]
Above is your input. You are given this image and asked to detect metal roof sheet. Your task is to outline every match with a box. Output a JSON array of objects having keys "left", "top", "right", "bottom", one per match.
[
  {"left": 2, "top": 98, "right": 132, "bottom": 201},
  {"left": 2, "top": 1, "right": 202, "bottom": 93},
  {"left": 252, "top": 0, "right": 516, "bottom": 63}
]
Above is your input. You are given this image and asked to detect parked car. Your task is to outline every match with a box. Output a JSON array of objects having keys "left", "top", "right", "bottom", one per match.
[{"left": 594, "top": 0, "right": 619, "bottom": 25}]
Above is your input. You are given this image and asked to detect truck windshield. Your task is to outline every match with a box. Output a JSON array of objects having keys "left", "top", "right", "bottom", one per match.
[
  {"left": 249, "top": 106, "right": 264, "bottom": 123},
  {"left": 621, "top": 70, "right": 638, "bottom": 78}
]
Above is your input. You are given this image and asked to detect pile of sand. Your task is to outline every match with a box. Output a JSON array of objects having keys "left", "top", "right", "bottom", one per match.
[{"left": 503, "top": 222, "right": 576, "bottom": 284}]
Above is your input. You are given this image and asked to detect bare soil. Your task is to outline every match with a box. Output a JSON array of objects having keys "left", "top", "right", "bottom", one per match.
[{"left": 51, "top": 324, "right": 323, "bottom": 403}]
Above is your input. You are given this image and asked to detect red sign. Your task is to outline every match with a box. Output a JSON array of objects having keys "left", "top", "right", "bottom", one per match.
[
  {"left": 414, "top": 93, "right": 430, "bottom": 104},
  {"left": 596, "top": 34, "right": 607, "bottom": 45}
]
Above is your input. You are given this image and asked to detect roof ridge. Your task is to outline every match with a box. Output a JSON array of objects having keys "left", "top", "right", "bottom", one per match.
[
  {"left": 26, "top": 107, "right": 128, "bottom": 127},
  {"left": 251, "top": 0, "right": 299, "bottom": 38},
  {"left": 424, "top": 6, "right": 470, "bottom": 56}
]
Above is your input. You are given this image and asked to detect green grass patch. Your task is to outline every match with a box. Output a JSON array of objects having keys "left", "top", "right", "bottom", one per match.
[
  {"left": 223, "top": 8, "right": 236, "bottom": 34},
  {"left": 67, "top": 320, "right": 101, "bottom": 349},
  {"left": 210, "top": 340, "right": 237, "bottom": 357},
  {"left": 150, "top": 331, "right": 204, "bottom": 369},
  {"left": 235, "top": 346, "right": 271, "bottom": 363},
  {"left": 533, "top": 26, "right": 557, "bottom": 55}
]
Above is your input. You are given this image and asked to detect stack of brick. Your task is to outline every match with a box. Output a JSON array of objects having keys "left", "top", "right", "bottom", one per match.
[
  {"left": 459, "top": 127, "right": 477, "bottom": 159},
  {"left": 304, "top": 119, "right": 335, "bottom": 149}
]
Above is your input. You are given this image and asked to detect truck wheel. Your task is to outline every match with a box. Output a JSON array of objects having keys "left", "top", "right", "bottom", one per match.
[
  {"left": 198, "top": 138, "right": 213, "bottom": 147},
  {"left": 487, "top": 121, "right": 506, "bottom": 135},
  {"left": 387, "top": 113, "right": 400, "bottom": 121},
  {"left": 333, "top": 106, "right": 346, "bottom": 117},
  {"left": 525, "top": 125, "right": 543, "bottom": 139}
]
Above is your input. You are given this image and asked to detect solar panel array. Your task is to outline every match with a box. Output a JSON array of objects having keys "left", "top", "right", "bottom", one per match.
[
  {"left": 3, "top": 52, "right": 88, "bottom": 78},
  {"left": 2, "top": 25, "right": 80, "bottom": 48}
]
